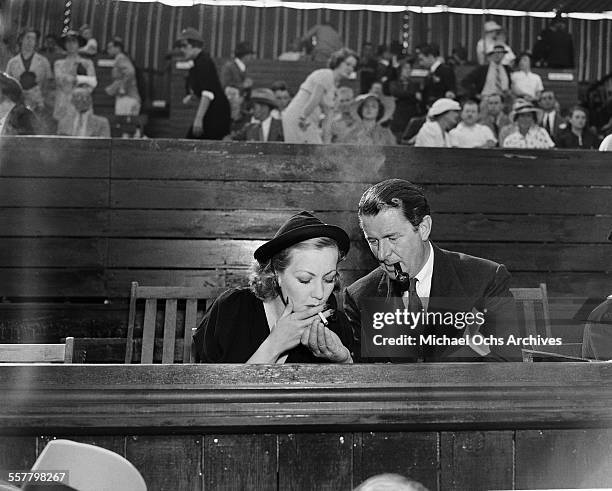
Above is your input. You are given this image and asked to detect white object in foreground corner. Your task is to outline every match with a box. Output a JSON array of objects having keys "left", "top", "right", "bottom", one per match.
[{"left": 28, "top": 439, "right": 147, "bottom": 491}]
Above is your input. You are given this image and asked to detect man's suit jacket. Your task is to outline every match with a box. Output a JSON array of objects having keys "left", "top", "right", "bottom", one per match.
[
  {"left": 422, "top": 63, "right": 456, "bottom": 106},
  {"left": 462, "top": 64, "right": 512, "bottom": 99},
  {"left": 541, "top": 110, "right": 566, "bottom": 141},
  {"left": 220, "top": 60, "right": 246, "bottom": 89},
  {"left": 57, "top": 112, "right": 111, "bottom": 137},
  {"left": 343, "top": 243, "right": 520, "bottom": 362},
  {"left": 234, "top": 118, "right": 284, "bottom": 142}
]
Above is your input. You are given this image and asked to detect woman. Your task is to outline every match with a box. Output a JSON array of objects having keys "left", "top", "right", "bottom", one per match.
[
  {"left": 502, "top": 99, "right": 554, "bottom": 149},
  {"left": 194, "top": 211, "right": 354, "bottom": 364},
  {"left": 339, "top": 93, "right": 396, "bottom": 145},
  {"left": 511, "top": 52, "right": 543, "bottom": 103},
  {"left": 0, "top": 72, "right": 37, "bottom": 135},
  {"left": 53, "top": 30, "right": 97, "bottom": 121},
  {"left": 389, "top": 58, "right": 421, "bottom": 140},
  {"left": 555, "top": 106, "right": 600, "bottom": 149},
  {"left": 282, "top": 48, "right": 357, "bottom": 144}
]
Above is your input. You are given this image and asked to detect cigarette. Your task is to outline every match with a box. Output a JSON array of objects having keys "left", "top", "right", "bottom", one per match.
[{"left": 317, "top": 312, "right": 329, "bottom": 325}]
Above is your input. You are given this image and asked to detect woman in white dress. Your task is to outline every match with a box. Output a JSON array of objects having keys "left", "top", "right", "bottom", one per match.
[{"left": 282, "top": 48, "right": 357, "bottom": 144}]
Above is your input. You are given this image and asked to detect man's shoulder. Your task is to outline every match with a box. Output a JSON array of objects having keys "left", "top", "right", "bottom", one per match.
[
  {"left": 346, "top": 268, "right": 385, "bottom": 298},
  {"left": 437, "top": 246, "right": 507, "bottom": 279}
]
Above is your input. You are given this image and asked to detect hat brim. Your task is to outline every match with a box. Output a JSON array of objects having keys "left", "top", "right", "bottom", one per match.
[
  {"left": 61, "top": 34, "right": 86, "bottom": 48},
  {"left": 254, "top": 224, "right": 350, "bottom": 263},
  {"left": 251, "top": 97, "right": 279, "bottom": 109},
  {"left": 511, "top": 107, "right": 543, "bottom": 121}
]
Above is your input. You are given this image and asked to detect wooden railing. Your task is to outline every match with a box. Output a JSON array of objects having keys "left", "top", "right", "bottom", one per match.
[{"left": 1, "top": 363, "right": 612, "bottom": 490}]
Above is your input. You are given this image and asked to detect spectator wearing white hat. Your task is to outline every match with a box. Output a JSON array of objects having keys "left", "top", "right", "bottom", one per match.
[
  {"left": 476, "top": 20, "right": 515, "bottom": 66},
  {"left": 414, "top": 98, "right": 460, "bottom": 147},
  {"left": 502, "top": 99, "right": 554, "bottom": 148},
  {"left": 449, "top": 99, "right": 496, "bottom": 148}
]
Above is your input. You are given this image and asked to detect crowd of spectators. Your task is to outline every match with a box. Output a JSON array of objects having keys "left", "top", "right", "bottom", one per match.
[{"left": 1, "top": 16, "right": 611, "bottom": 150}]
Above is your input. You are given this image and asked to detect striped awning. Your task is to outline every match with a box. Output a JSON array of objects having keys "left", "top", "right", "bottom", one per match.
[{"left": 126, "top": 1, "right": 612, "bottom": 17}]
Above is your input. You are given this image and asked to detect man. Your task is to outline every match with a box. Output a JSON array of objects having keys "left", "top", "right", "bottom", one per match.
[
  {"left": 418, "top": 44, "right": 455, "bottom": 108},
  {"left": 343, "top": 179, "right": 520, "bottom": 362},
  {"left": 105, "top": 37, "right": 141, "bottom": 116},
  {"left": 329, "top": 86, "right": 356, "bottom": 143},
  {"left": 220, "top": 41, "right": 254, "bottom": 92},
  {"left": 532, "top": 14, "right": 575, "bottom": 68},
  {"left": 414, "top": 98, "right": 460, "bottom": 147},
  {"left": 176, "top": 27, "right": 231, "bottom": 140},
  {"left": 475, "top": 20, "right": 515, "bottom": 66},
  {"left": 302, "top": 22, "right": 343, "bottom": 63},
  {"left": 57, "top": 87, "right": 110, "bottom": 137},
  {"left": 538, "top": 90, "right": 565, "bottom": 140},
  {"left": 449, "top": 99, "right": 496, "bottom": 148},
  {"left": 5, "top": 27, "right": 53, "bottom": 116},
  {"left": 479, "top": 92, "right": 512, "bottom": 141},
  {"left": 225, "top": 84, "right": 250, "bottom": 139},
  {"left": 462, "top": 44, "right": 512, "bottom": 101},
  {"left": 233, "top": 88, "right": 283, "bottom": 142},
  {"left": 270, "top": 80, "right": 291, "bottom": 119}
]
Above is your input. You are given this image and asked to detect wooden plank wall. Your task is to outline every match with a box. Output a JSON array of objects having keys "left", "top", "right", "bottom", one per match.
[
  {"left": 2, "top": 430, "right": 612, "bottom": 490},
  {"left": 0, "top": 137, "right": 610, "bottom": 340}
]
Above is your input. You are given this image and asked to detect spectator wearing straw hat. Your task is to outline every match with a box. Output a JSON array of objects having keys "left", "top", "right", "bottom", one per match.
[
  {"left": 53, "top": 29, "right": 97, "bottom": 121},
  {"left": 233, "top": 88, "right": 284, "bottom": 142},
  {"left": 476, "top": 20, "right": 515, "bottom": 66},
  {"left": 462, "top": 44, "right": 512, "bottom": 101},
  {"left": 175, "top": 27, "right": 231, "bottom": 140},
  {"left": 502, "top": 99, "right": 554, "bottom": 148},
  {"left": 0, "top": 72, "right": 37, "bottom": 135},
  {"left": 337, "top": 93, "right": 396, "bottom": 145},
  {"left": 414, "top": 97, "right": 460, "bottom": 147}
]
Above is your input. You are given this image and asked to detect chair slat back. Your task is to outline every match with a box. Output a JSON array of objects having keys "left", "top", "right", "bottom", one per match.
[
  {"left": 125, "top": 282, "right": 220, "bottom": 364},
  {"left": 0, "top": 337, "right": 74, "bottom": 363},
  {"left": 510, "top": 283, "right": 552, "bottom": 339}
]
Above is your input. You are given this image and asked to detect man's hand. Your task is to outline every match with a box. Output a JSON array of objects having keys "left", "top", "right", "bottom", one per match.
[{"left": 192, "top": 120, "right": 204, "bottom": 137}]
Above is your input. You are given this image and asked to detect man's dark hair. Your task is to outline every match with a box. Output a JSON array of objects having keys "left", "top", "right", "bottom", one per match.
[
  {"left": 420, "top": 44, "right": 440, "bottom": 58},
  {"left": 358, "top": 179, "right": 430, "bottom": 228},
  {"left": 108, "top": 37, "right": 125, "bottom": 52}
]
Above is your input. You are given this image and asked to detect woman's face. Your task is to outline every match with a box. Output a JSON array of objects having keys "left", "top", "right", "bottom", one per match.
[
  {"left": 336, "top": 55, "right": 357, "bottom": 79},
  {"left": 400, "top": 63, "right": 412, "bottom": 78},
  {"left": 517, "top": 112, "right": 534, "bottom": 131},
  {"left": 569, "top": 110, "right": 587, "bottom": 130},
  {"left": 277, "top": 245, "right": 339, "bottom": 312},
  {"left": 65, "top": 38, "right": 79, "bottom": 54},
  {"left": 518, "top": 55, "right": 531, "bottom": 71},
  {"left": 361, "top": 98, "right": 380, "bottom": 121}
]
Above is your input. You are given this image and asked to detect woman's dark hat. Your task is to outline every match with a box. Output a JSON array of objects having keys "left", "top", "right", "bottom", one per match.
[
  {"left": 254, "top": 211, "right": 350, "bottom": 263},
  {"left": 61, "top": 29, "right": 86, "bottom": 48}
]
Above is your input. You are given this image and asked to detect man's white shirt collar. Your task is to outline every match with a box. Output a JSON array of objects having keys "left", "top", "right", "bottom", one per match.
[
  {"left": 430, "top": 59, "right": 442, "bottom": 73},
  {"left": 403, "top": 241, "right": 434, "bottom": 311},
  {"left": 234, "top": 57, "right": 246, "bottom": 72}
]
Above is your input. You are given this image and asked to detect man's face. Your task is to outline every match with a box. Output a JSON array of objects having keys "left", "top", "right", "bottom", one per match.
[
  {"left": 72, "top": 92, "right": 92, "bottom": 113},
  {"left": 336, "top": 89, "right": 354, "bottom": 113},
  {"left": 224, "top": 86, "right": 241, "bottom": 106},
  {"left": 252, "top": 101, "right": 271, "bottom": 121},
  {"left": 488, "top": 51, "right": 504, "bottom": 64},
  {"left": 486, "top": 96, "right": 502, "bottom": 115},
  {"left": 178, "top": 41, "right": 198, "bottom": 60},
  {"left": 461, "top": 103, "right": 479, "bottom": 125},
  {"left": 21, "top": 32, "right": 37, "bottom": 52},
  {"left": 360, "top": 207, "right": 431, "bottom": 279},
  {"left": 539, "top": 92, "right": 556, "bottom": 111},
  {"left": 274, "top": 89, "right": 291, "bottom": 110},
  {"left": 107, "top": 43, "right": 119, "bottom": 57},
  {"left": 369, "top": 82, "right": 383, "bottom": 97}
]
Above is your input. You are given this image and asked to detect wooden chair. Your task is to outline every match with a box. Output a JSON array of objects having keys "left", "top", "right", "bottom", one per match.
[
  {"left": 510, "top": 283, "right": 552, "bottom": 338},
  {"left": 0, "top": 337, "right": 74, "bottom": 363},
  {"left": 125, "top": 282, "right": 220, "bottom": 364}
]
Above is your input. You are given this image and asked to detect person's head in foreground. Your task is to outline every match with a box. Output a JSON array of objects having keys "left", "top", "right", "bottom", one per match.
[
  {"left": 428, "top": 98, "right": 461, "bottom": 131},
  {"left": 358, "top": 178, "right": 431, "bottom": 281},
  {"left": 354, "top": 473, "right": 430, "bottom": 491}
]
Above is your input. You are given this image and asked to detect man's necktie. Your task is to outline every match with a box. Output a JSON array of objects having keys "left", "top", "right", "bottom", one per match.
[
  {"left": 544, "top": 114, "right": 552, "bottom": 135},
  {"left": 495, "top": 65, "right": 503, "bottom": 94},
  {"left": 408, "top": 277, "right": 423, "bottom": 314},
  {"left": 256, "top": 122, "right": 264, "bottom": 142}
]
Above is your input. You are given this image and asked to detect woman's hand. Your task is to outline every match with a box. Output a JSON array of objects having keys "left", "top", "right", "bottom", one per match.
[
  {"left": 301, "top": 316, "right": 352, "bottom": 363},
  {"left": 269, "top": 299, "right": 329, "bottom": 355}
]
